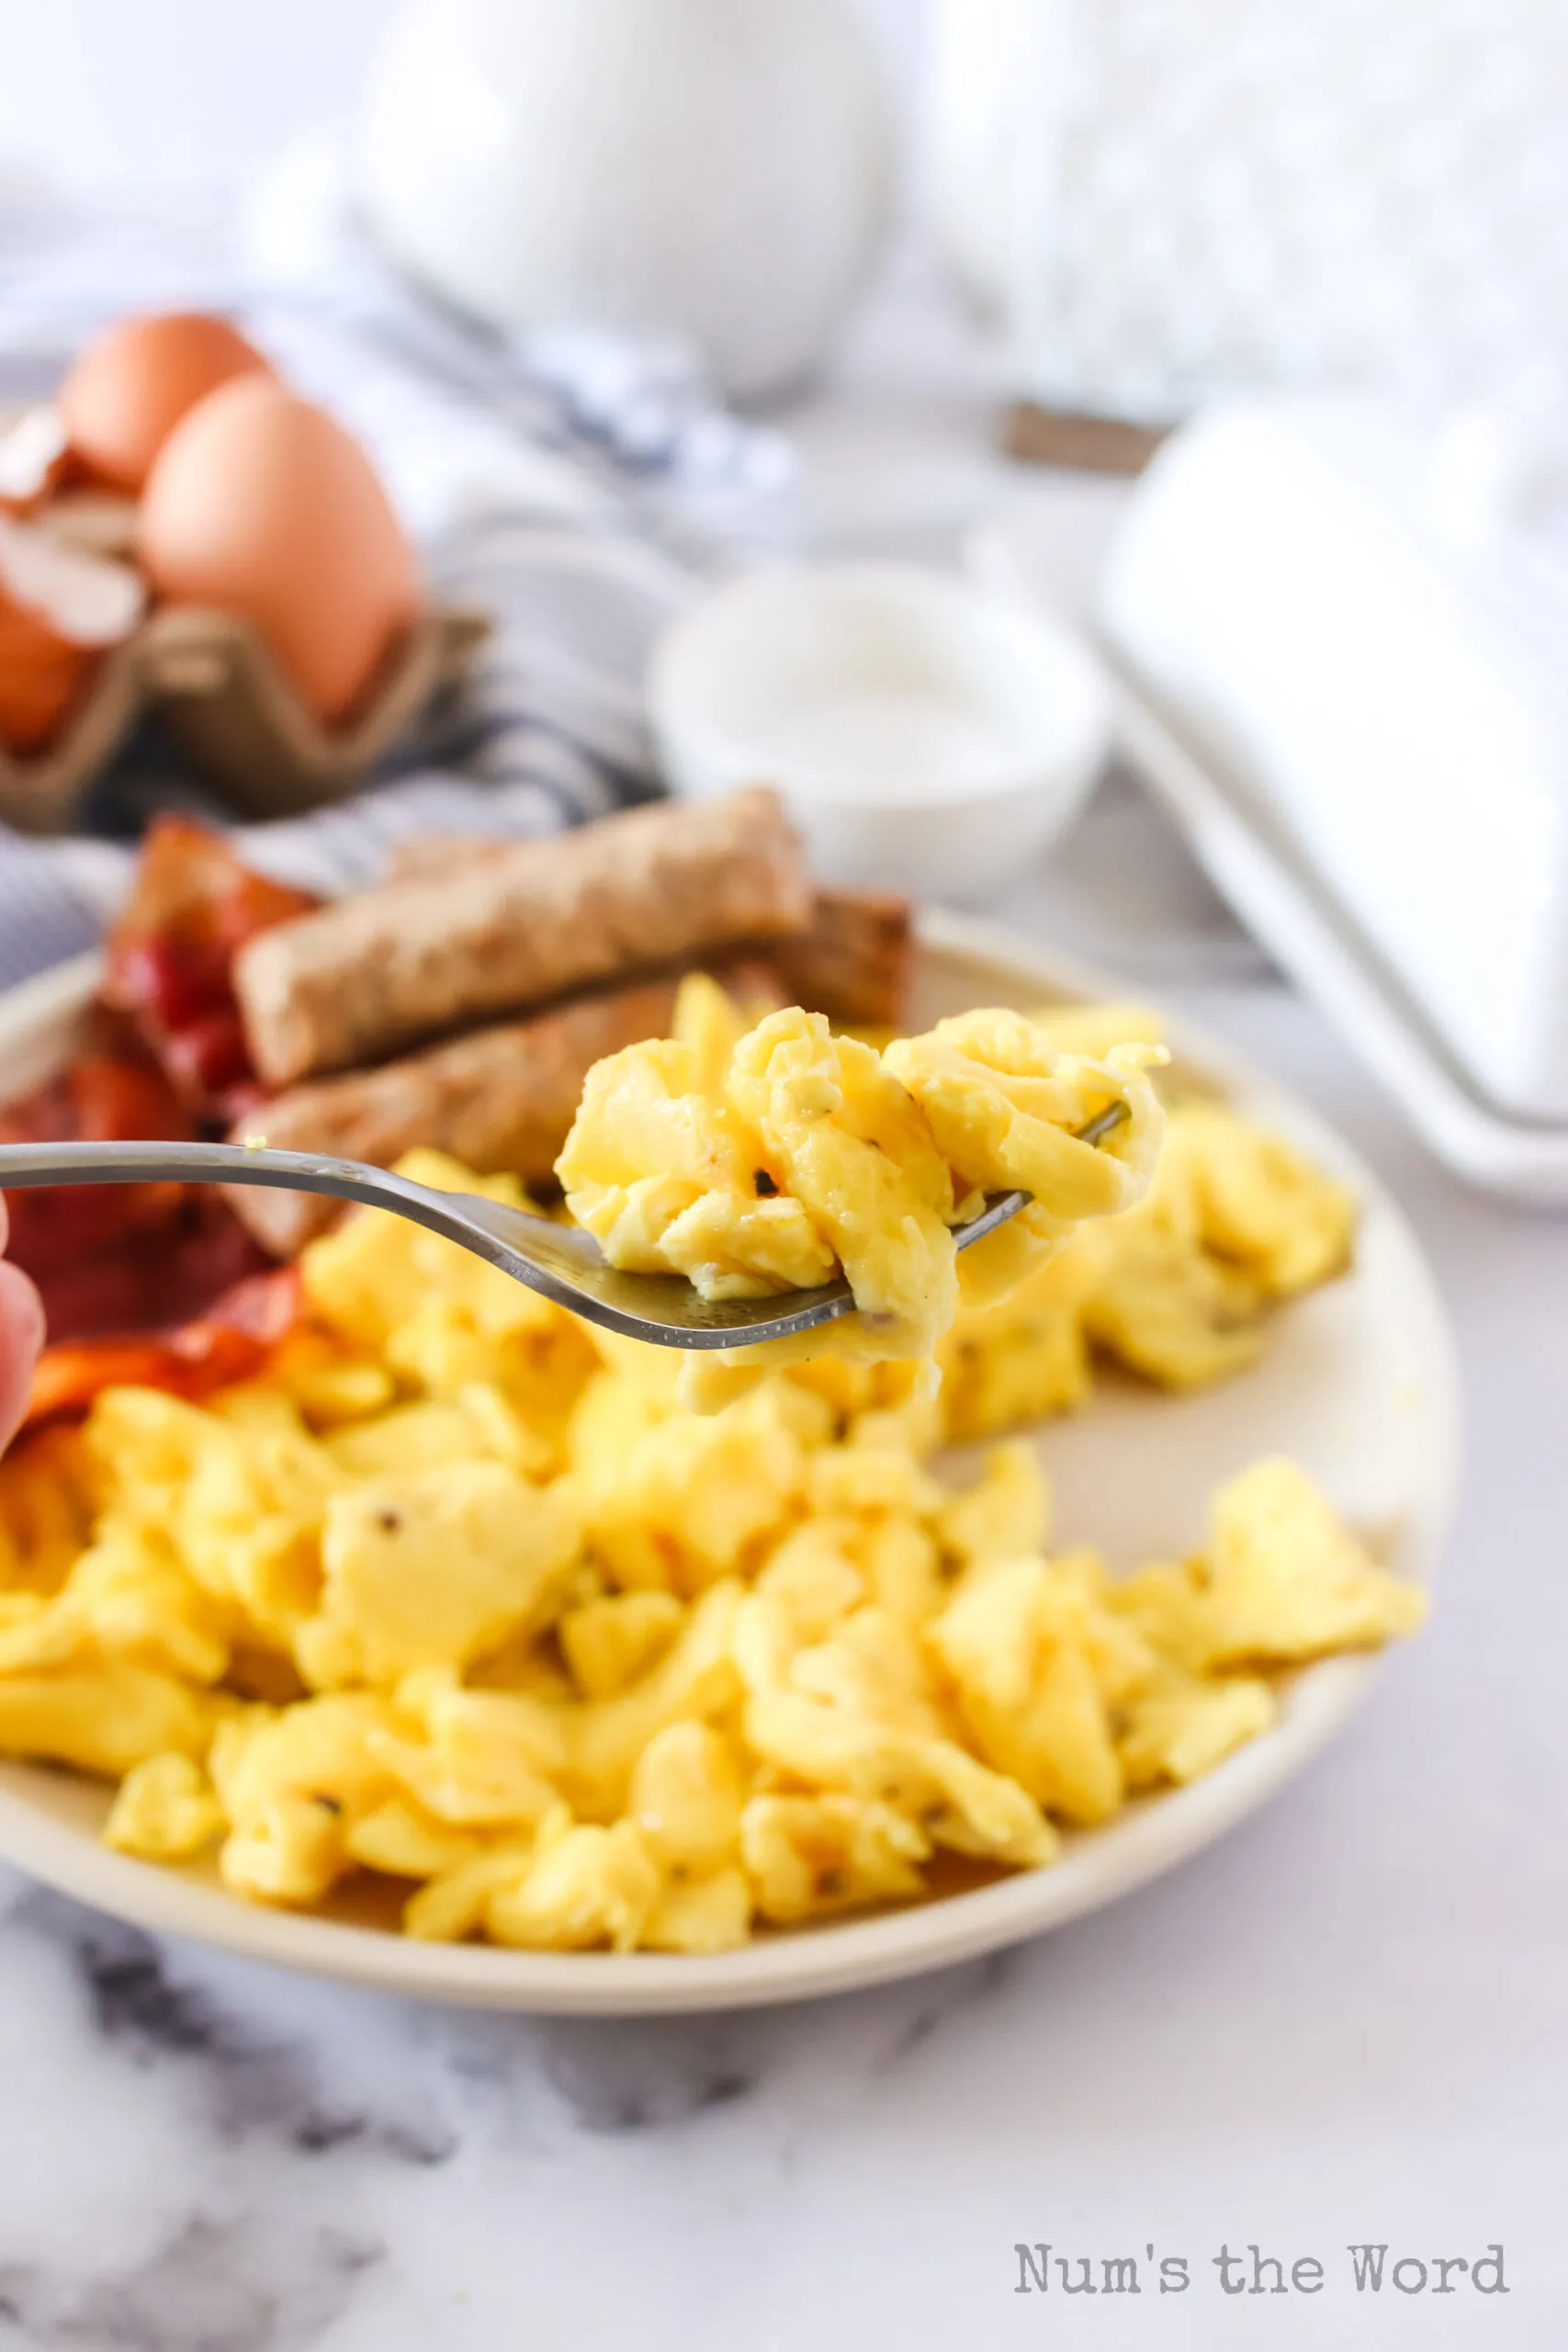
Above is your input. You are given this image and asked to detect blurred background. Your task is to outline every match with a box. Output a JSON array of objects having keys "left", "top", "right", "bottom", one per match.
[{"left": 0, "top": 2, "right": 921, "bottom": 223}]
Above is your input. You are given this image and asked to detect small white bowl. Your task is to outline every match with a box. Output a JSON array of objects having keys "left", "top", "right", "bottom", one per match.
[{"left": 648, "top": 562, "right": 1111, "bottom": 900}]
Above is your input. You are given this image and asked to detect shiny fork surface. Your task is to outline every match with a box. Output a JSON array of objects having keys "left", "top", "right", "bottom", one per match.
[{"left": 0, "top": 1102, "right": 1128, "bottom": 1351}]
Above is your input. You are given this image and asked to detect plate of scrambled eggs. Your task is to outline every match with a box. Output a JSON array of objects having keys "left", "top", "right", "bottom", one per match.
[{"left": 0, "top": 915, "right": 1457, "bottom": 2013}]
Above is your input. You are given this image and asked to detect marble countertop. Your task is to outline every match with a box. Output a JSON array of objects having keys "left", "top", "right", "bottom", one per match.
[{"left": 2, "top": 270, "right": 1564, "bottom": 2352}]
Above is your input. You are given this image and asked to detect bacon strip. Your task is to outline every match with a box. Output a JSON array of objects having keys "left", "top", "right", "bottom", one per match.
[
  {"left": 103, "top": 812, "right": 319, "bottom": 1121},
  {"left": 22, "top": 1265, "right": 302, "bottom": 1427}
]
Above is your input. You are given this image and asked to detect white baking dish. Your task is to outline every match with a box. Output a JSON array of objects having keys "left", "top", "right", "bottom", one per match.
[{"left": 1100, "top": 399, "right": 1568, "bottom": 1126}]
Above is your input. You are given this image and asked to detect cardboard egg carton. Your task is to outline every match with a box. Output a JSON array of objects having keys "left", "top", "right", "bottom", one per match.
[{"left": 0, "top": 594, "right": 491, "bottom": 837}]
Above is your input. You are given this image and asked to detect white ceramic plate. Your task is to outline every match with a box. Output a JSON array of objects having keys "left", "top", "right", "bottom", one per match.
[{"left": 0, "top": 917, "right": 1459, "bottom": 2014}]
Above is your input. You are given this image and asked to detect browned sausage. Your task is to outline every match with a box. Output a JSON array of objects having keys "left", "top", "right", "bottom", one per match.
[
  {"left": 225, "top": 961, "right": 789, "bottom": 1258},
  {"left": 234, "top": 787, "right": 811, "bottom": 1087},
  {"left": 226, "top": 979, "right": 683, "bottom": 1255},
  {"left": 748, "top": 887, "right": 910, "bottom": 1029},
  {"left": 388, "top": 836, "right": 912, "bottom": 1031}
]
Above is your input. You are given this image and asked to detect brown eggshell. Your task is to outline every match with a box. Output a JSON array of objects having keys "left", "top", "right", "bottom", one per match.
[
  {"left": 60, "top": 312, "right": 272, "bottom": 493},
  {"left": 0, "top": 514, "right": 145, "bottom": 752},
  {"left": 0, "top": 404, "right": 72, "bottom": 516},
  {"left": 138, "top": 379, "right": 422, "bottom": 728},
  {"left": 0, "top": 605, "right": 94, "bottom": 751}
]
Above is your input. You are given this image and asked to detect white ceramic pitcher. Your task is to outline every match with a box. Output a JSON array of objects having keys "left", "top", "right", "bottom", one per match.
[{"left": 356, "top": 0, "right": 894, "bottom": 403}]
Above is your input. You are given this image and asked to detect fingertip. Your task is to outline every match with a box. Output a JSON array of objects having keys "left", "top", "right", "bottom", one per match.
[{"left": 0, "top": 1258, "right": 44, "bottom": 1453}]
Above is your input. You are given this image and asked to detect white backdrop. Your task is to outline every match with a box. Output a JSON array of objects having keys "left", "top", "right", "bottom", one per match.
[{"left": 0, "top": 0, "right": 931, "bottom": 220}]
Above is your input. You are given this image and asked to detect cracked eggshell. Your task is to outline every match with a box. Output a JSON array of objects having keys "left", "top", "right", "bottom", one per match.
[{"left": 0, "top": 514, "right": 145, "bottom": 752}]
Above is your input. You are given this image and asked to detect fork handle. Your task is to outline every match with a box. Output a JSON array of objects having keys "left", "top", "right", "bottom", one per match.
[
  {"left": 0, "top": 1137, "right": 400, "bottom": 1204},
  {"left": 0, "top": 1136, "right": 583, "bottom": 1283}
]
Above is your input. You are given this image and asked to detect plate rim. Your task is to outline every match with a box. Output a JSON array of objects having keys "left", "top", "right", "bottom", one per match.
[{"left": 0, "top": 915, "right": 1461, "bottom": 2014}]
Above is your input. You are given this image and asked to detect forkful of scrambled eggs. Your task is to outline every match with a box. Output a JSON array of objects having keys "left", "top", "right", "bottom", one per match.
[
  {"left": 556, "top": 976, "right": 1166, "bottom": 1406},
  {"left": 0, "top": 980, "right": 1165, "bottom": 1393}
]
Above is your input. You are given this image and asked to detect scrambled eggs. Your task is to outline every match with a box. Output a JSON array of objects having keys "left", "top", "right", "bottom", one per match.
[
  {"left": 557, "top": 983, "right": 1166, "bottom": 1408},
  {"left": 937, "top": 1049, "right": 1357, "bottom": 1441},
  {"left": 0, "top": 1106, "right": 1420, "bottom": 1951}
]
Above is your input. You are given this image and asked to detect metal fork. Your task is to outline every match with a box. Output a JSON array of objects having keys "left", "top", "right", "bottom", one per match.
[{"left": 0, "top": 1103, "right": 1128, "bottom": 1351}]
